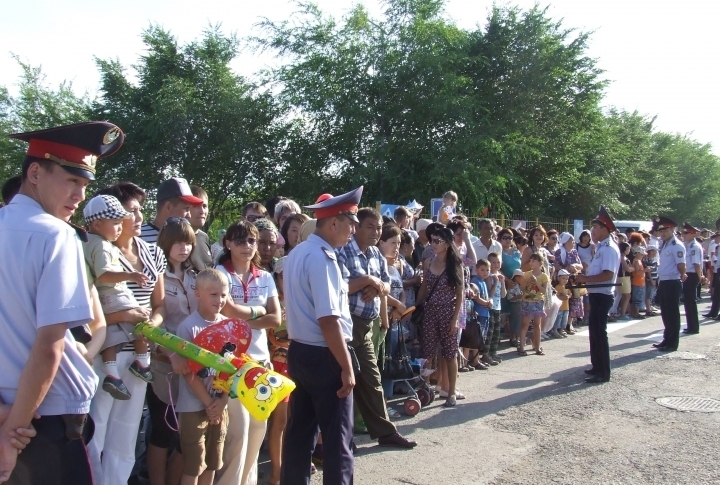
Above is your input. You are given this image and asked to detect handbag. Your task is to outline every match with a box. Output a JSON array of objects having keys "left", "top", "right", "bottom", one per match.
[
  {"left": 410, "top": 270, "right": 444, "bottom": 327},
  {"left": 381, "top": 324, "right": 414, "bottom": 380},
  {"left": 459, "top": 311, "right": 484, "bottom": 350}
]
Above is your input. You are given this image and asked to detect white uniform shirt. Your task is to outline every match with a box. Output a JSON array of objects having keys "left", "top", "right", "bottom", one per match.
[
  {"left": 658, "top": 237, "right": 685, "bottom": 281},
  {"left": 0, "top": 195, "right": 97, "bottom": 415},
  {"left": 684, "top": 239, "right": 703, "bottom": 274},
  {"left": 284, "top": 233, "right": 353, "bottom": 346},
  {"left": 586, "top": 236, "right": 620, "bottom": 295},
  {"left": 216, "top": 262, "right": 277, "bottom": 361}
]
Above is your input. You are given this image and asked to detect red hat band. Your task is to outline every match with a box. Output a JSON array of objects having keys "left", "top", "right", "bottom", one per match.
[
  {"left": 26, "top": 138, "right": 97, "bottom": 175},
  {"left": 314, "top": 202, "right": 358, "bottom": 220}
]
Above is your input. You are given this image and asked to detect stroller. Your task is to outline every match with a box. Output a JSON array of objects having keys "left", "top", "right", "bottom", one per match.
[{"left": 382, "top": 322, "right": 435, "bottom": 416}]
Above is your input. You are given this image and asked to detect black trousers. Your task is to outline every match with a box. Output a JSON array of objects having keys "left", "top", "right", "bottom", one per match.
[
  {"left": 683, "top": 273, "right": 700, "bottom": 334},
  {"left": 281, "top": 341, "right": 354, "bottom": 485},
  {"left": 708, "top": 272, "right": 720, "bottom": 317},
  {"left": 658, "top": 280, "right": 682, "bottom": 350},
  {"left": 588, "top": 293, "right": 614, "bottom": 380},
  {"left": 8, "top": 415, "right": 94, "bottom": 485}
]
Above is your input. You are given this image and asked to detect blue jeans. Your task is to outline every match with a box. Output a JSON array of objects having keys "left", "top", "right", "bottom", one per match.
[
  {"left": 554, "top": 310, "right": 569, "bottom": 330},
  {"left": 631, "top": 285, "right": 646, "bottom": 309}
]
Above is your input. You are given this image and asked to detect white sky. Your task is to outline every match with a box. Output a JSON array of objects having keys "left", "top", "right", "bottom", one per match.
[{"left": 2, "top": 0, "right": 719, "bottom": 152}]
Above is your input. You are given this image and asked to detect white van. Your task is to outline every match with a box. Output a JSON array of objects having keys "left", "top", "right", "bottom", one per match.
[{"left": 614, "top": 220, "right": 653, "bottom": 234}]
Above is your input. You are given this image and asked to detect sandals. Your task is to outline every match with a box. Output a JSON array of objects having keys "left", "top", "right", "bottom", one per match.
[
  {"left": 517, "top": 348, "right": 528, "bottom": 356},
  {"left": 439, "top": 390, "right": 466, "bottom": 400},
  {"left": 443, "top": 395, "right": 457, "bottom": 407},
  {"left": 387, "top": 406, "right": 401, "bottom": 419},
  {"left": 534, "top": 347, "right": 545, "bottom": 356}
]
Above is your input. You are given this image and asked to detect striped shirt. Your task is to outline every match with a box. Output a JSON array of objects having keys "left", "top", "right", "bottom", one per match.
[
  {"left": 140, "top": 222, "right": 160, "bottom": 245},
  {"left": 118, "top": 237, "right": 167, "bottom": 351}
]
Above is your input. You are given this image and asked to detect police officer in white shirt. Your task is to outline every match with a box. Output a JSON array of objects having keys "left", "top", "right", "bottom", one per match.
[
  {"left": 681, "top": 223, "right": 703, "bottom": 334},
  {"left": 652, "top": 216, "right": 687, "bottom": 352},
  {"left": 704, "top": 232, "right": 720, "bottom": 318},
  {"left": 573, "top": 206, "right": 620, "bottom": 384},
  {"left": 281, "top": 187, "right": 362, "bottom": 485},
  {"left": 0, "top": 122, "right": 125, "bottom": 485}
]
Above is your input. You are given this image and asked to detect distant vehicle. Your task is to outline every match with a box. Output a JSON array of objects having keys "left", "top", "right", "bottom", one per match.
[{"left": 614, "top": 220, "right": 653, "bottom": 234}]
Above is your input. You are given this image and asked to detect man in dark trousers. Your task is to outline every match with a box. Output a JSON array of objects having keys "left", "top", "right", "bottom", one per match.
[
  {"left": 573, "top": 206, "right": 620, "bottom": 384},
  {"left": 653, "top": 217, "right": 686, "bottom": 352},
  {"left": 681, "top": 223, "right": 703, "bottom": 335}
]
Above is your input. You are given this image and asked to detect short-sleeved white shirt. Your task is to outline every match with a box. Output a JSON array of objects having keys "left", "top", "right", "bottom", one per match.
[
  {"left": 587, "top": 236, "right": 620, "bottom": 295},
  {"left": 216, "top": 262, "right": 277, "bottom": 361},
  {"left": 284, "top": 233, "right": 353, "bottom": 346},
  {"left": 684, "top": 239, "right": 703, "bottom": 274},
  {"left": 0, "top": 195, "right": 97, "bottom": 415},
  {"left": 658, "top": 236, "right": 686, "bottom": 281},
  {"left": 471, "top": 238, "right": 503, "bottom": 275},
  {"left": 176, "top": 311, "right": 224, "bottom": 412}
]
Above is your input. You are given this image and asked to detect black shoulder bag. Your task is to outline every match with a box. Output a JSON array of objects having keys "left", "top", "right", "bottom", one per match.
[
  {"left": 381, "top": 324, "right": 414, "bottom": 380},
  {"left": 410, "top": 270, "right": 444, "bottom": 327}
]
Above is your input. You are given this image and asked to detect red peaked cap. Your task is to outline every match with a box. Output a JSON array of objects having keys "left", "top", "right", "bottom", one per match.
[
  {"left": 304, "top": 186, "right": 363, "bottom": 223},
  {"left": 9, "top": 121, "right": 124, "bottom": 181},
  {"left": 653, "top": 216, "right": 678, "bottom": 231},
  {"left": 683, "top": 222, "right": 699, "bottom": 234},
  {"left": 592, "top": 205, "right": 617, "bottom": 233}
]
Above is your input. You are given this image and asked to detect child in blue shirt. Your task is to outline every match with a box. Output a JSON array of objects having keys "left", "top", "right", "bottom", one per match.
[{"left": 468, "top": 259, "right": 492, "bottom": 370}]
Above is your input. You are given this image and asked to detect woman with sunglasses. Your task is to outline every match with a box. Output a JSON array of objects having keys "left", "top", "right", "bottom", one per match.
[
  {"left": 215, "top": 220, "right": 281, "bottom": 485},
  {"left": 498, "top": 228, "right": 522, "bottom": 345},
  {"left": 415, "top": 227, "right": 465, "bottom": 407}
]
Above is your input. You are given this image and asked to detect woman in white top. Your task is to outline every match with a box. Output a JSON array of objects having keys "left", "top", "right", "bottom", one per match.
[{"left": 215, "top": 220, "right": 281, "bottom": 485}]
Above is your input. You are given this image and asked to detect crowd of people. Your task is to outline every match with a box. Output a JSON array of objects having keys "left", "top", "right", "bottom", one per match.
[{"left": 0, "top": 123, "right": 711, "bottom": 485}]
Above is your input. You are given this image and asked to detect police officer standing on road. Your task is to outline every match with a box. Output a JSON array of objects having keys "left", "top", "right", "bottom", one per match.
[
  {"left": 281, "top": 187, "right": 363, "bottom": 485},
  {"left": 652, "top": 217, "right": 687, "bottom": 352},
  {"left": 573, "top": 206, "right": 620, "bottom": 384},
  {"left": 0, "top": 122, "right": 125, "bottom": 484},
  {"left": 681, "top": 223, "right": 703, "bottom": 335}
]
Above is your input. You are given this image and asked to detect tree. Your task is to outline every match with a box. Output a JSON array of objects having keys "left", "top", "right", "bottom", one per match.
[{"left": 92, "top": 26, "right": 288, "bottom": 229}]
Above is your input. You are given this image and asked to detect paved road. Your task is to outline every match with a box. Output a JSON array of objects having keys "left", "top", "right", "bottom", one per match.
[{"left": 302, "top": 297, "right": 720, "bottom": 485}]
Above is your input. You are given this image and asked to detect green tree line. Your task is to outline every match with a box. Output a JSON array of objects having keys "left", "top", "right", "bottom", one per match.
[{"left": 2, "top": 0, "right": 719, "bottom": 228}]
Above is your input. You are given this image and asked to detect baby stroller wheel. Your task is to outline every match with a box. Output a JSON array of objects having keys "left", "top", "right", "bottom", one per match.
[
  {"left": 416, "top": 388, "right": 432, "bottom": 407},
  {"left": 404, "top": 398, "right": 421, "bottom": 416}
]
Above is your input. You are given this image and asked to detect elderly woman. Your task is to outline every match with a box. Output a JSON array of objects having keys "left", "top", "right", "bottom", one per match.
[
  {"left": 554, "top": 233, "right": 583, "bottom": 275},
  {"left": 255, "top": 217, "right": 279, "bottom": 272},
  {"left": 273, "top": 198, "right": 302, "bottom": 231},
  {"left": 87, "top": 182, "right": 166, "bottom": 485}
]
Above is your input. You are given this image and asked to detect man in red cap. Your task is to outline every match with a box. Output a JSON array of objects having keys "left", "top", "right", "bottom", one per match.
[
  {"left": 140, "top": 176, "right": 204, "bottom": 244},
  {"left": 573, "top": 206, "right": 620, "bottom": 383},
  {"left": 0, "top": 121, "right": 125, "bottom": 484},
  {"left": 281, "top": 187, "right": 362, "bottom": 485},
  {"left": 681, "top": 223, "right": 704, "bottom": 334}
]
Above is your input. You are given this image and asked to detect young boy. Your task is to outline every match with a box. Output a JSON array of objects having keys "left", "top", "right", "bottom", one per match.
[
  {"left": 83, "top": 194, "right": 152, "bottom": 400},
  {"left": 507, "top": 269, "right": 524, "bottom": 346},
  {"left": 630, "top": 247, "right": 647, "bottom": 318},
  {"left": 176, "top": 269, "right": 230, "bottom": 485},
  {"left": 553, "top": 269, "right": 572, "bottom": 338},
  {"left": 485, "top": 253, "right": 507, "bottom": 363},
  {"left": 469, "top": 259, "right": 492, "bottom": 370}
]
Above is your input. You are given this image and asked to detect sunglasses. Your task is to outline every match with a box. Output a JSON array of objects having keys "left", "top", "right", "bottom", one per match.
[
  {"left": 232, "top": 238, "right": 257, "bottom": 246},
  {"left": 246, "top": 215, "right": 266, "bottom": 222},
  {"left": 430, "top": 237, "right": 447, "bottom": 245},
  {"left": 164, "top": 217, "right": 190, "bottom": 227},
  {"left": 550, "top": 236, "right": 558, "bottom": 240}
]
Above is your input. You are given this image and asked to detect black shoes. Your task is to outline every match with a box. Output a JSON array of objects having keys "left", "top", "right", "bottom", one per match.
[
  {"left": 652, "top": 341, "right": 666, "bottom": 348},
  {"left": 584, "top": 368, "right": 597, "bottom": 375},
  {"left": 584, "top": 375, "right": 609, "bottom": 384},
  {"left": 657, "top": 346, "right": 677, "bottom": 352},
  {"left": 702, "top": 313, "right": 716, "bottom": 318},
  {"left": 682, "top": 329, "right": 699, "bottom": 334},
  {"left": 378, "top": 432, "right": 417, "bottom": 449}
]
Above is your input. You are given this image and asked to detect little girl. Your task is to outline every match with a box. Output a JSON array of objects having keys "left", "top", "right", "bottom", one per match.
[
  {"left": 438, "top": 190, "right": 458, "bottom": 223},
  {"left": 150, "top": 217, "right": 199, "bottom": 485},
  {"left": 519, "top": 253, "right": 549, "bottom": 356},
  {"left": 552, "top": 269, "right": 571, "bottom": 338},
  {"left": 507, "top": 270, "right": 524, "bottom": 346}
]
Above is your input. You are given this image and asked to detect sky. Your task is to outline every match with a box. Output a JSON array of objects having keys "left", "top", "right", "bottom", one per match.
[{"left": 2, "top": 0, "right": 719, "bottom": 152}]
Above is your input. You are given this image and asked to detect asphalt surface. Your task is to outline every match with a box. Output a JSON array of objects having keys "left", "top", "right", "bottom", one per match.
[{"left": 297, "top": 295, "right": 720, "bottom": 485}]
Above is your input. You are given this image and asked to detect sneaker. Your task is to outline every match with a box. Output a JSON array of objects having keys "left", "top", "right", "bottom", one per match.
[
  {"left": 129, "top": 361, "right": 154, "bottom": 383},
  {"left": 102, "top": 376, "right": 132, "bottom": 400},
  {"left": 540, "top": 332, "right": 550, "bottom": 341},
  {"left": 354, "top": 419, "right": 368, "bottom": 434},
  {"left": 550, "top": 330, "right": 562, "bottom": 339},
  {"left": 489, "top": 354, "right": 503, "bottom": 363},
  {"left": 481, "top": 354, "right": 499, "bottom": 366}
]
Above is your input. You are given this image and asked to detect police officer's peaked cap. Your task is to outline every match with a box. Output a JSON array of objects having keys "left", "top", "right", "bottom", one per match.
[
  {"left": 652, "top": 216, "right": 677, "bottom": 231},
  {"left": 304, "top": 186, "right": 363, "bottom": 223},
  {"left": 9, "top": 121, "right": 124, "bottom": 181},
  {"left": 682, "top": 222, "right": 700, "bottom": 234},
  {"left": 591, "top": 205, "right": 616, "bottom": 233}
]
